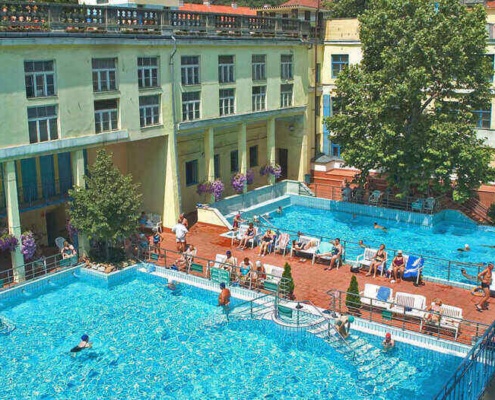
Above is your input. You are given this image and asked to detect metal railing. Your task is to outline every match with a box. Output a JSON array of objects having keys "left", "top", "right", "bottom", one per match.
[
  {"left": 0, "top": 253, "right": 78, "bottom": 291},
  {"left": 327, "top": 288, "right": 489, "bottom": 346},
  {"left": 0, "top": 1, "right": 313, "bottom": 39},
  {"left": 434, "top": 320, "right": 495, "bottom": 400},
  {"left": 310, "top": 182, "right": 443, "bottom": 214}
]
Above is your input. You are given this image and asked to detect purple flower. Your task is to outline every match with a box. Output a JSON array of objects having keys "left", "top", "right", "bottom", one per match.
[
  {"left": 0, "top": 231, "right": 19, "bottom": 253},
  {"left": 246, "top": 169, "right": 255, "bottom": 185},
  {"left": 197, "top": 181, "right": 213, "bottom": 195},
  {"left": 231, "top": 173, "right": 246, "bottom": 193},
  {"left": 21, "top": 231, "right": 36, "bottom": 261},
  {"left": 260, "top": 163, "right": 282, "bottom": 178},
  {"left": 210, "top": 179, "right": 225, "bottom": 201}
]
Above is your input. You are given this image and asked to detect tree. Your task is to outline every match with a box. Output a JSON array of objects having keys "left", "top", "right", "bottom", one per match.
[
  {"left": 324, "top": 0, "right": 369, "bottom": 18},
  {"left": 68, "top": 149, "right": 142, "bottom": 260},
  {"left": 345, "top": 275, "right": 361, "bottom": 312},
  {"left": 281, "top": 262, "right": 295, "bottom": 299},
  {"left": 326, "top": 0, "right": 495, "bottom": 201}
]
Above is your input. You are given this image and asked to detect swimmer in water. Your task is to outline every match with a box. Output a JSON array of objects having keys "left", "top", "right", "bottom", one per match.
[
  {"left": 70, "top": 334, "right": 92, "bottom": 356},
  {"left": 457, "top": 244, "right": 470, "bottom": 252},
  {"left": 168, "top": 280, "right": 177, "bottom": 290},
  {"left": 358, "top": 240, "right": 366, "bottom": 249},
  {"left": 277, "top": 206, "right": 283, "bottom": 214},
  {"left": 373, "top": 222, "right": 387, "bottom": 231},
  {"left": 383, "top": 332, "right": 395, "bottom": 349}
]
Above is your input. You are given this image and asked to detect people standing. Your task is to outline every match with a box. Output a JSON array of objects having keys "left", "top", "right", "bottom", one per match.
[
  {"left": 218, "top": 282, "right": 231, "bottom": 306},
  {"left": 179, "top": 213, "right": 189, "bottom": 229},
  {"left": 476, "top": 262, "right": 493, "bottom": 312},
  {"left": 171, "top": 219, "right": 188, "bottom": 253}
]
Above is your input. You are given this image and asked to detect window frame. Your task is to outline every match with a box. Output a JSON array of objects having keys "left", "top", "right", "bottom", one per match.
[
  {"left": 94, "top": 99, "right": 119, "bottom": 134},
  {"left": 252, "top": 54, "right": 266, "bottom": 81},
  {"left": 252, "top": 85, "right": 266, "bottom": 111},
  {"left": 218, "top": 55, "right": 235, "bottom": 84},
  {"left": 331, "top": 54, "right": 349, "bottom": 79},
  {"left": 182, "top": 91, "right": 201, "bottom": 121},
  {"left": 27, "top": 105, "right": 58, "bottom": 143},
  {"left": 230, "top": 150, "right": 239, "bottom": 173},
  {"left": 281, "top": 54, "right": 293, "bottom": 80},
  {"left": 181, "top": 56, "right": 200, "bottom": 86},
  {"left": 474, "top": 108, "right": 491, "bottom": 129},
  {"left": 219, "top": 88, "right": 235, "bottom": 116},
  {"left": 139, "top": 95, "right": 160, "bottom": 128},
  {"left": 92, "top": 58, "right": 117, "bottom": 92},
  {"left": 24, "top": 60, "right": 56, "bottom": 98},
  {"left": 185, "top": 159, "right": 198, "bottom": 186},
  {"left": 280, "top": 84, "right": 293, "bottom": 108},
  {"left": 214, "top": 154, "right": 221, "bottom": 179},
  {"left": 137, "top": 57, "right": 159, "bottom": 89}
]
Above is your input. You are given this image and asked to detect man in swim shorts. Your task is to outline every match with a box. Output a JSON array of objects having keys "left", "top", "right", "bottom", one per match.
[
  {"left": 70, "top": 334, "right": 92, "bottom": 356},
  {"left": 335, "top": 315, "right": 354, "bottom": 338},
  {"left": 218, "top": 282, "right": 231, "bottom": 306},
  {"left": 476, "top": 262, "right": 493, "bottom": 312}
]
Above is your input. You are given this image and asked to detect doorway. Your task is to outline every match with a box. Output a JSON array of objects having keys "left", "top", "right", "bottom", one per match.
[
  {"left": 277, "top": 148, "right": 288, "bottom": 180},
  {"left": 45, "top": 211, "right": 57, "bottom": 247}
]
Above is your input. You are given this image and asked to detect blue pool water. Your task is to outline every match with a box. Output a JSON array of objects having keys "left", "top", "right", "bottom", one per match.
[
  {"left": 1, "top": 273, "right": 460, "bottom": 399},
  {"left": 260, "top": 205, "right": 495, "bottom": 284}
]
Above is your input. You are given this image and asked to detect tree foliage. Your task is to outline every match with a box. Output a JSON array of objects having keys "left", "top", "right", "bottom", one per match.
[
  {"left": 324, "top": 0, "right": 368, "bottom": 18},
  {"left": 345, "top": 275, "right": 361, "bottom": 310},
  {"left": 326, "top": 0, "right": 495, "bottom": 201},
  {"left": 282, "top": 262, "right": 295, "bottom": 297},
  {"left": 68, "top": 149, "right": 142, "bottom": 257}
]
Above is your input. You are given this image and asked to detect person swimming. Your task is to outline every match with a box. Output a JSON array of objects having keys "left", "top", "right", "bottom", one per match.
[
  {"left": 373, "top": 222, "right": 387, "bottom": 231},
  {"left": 383, "top": 332, "right": 395, "bottom": 349},
  {"left": 70, "top": 334, "right": 92, "bottom": 356},
  {"left": 457, "top": 244, "right": 470, "bottom": 252},
  {"left": 276, "top": 206, "right": 283, "bottom": 214}
]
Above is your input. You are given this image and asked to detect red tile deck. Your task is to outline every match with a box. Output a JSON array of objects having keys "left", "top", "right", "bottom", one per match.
[{"left": 158, "top": 222, "right": 495, "bottom": 328}]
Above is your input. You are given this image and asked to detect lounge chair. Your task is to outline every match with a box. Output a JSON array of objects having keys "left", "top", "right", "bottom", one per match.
[
  {"left": 424, "top": 197, "right": 436, "bottom": 213},
  {"left": 368, "top": 190, "right": 382, "bottom": 205},
  {"left": 355, "top": 248, "right": 387, "bottom": 275},
  {"left": 420, "top": 303, "right": 463, "bottom": 340},
  {"left": 143, "top": 213, "right": 163, "bottom": 232},
  {"left": 403, "top": 255, "right": 424, "bottom": 285},
  {"left": 262, "top": 264, "right": 284, "bottom": 293},
  {"left": 389, "top": 292, "right": 427, "bottom": 319},
  {"left": 360, "top": 283, "right": 393, "bottom": 309},
  {"left": 232, "top": 224, "right": 260, "bottom": 249},
  {"left": 274, "top": 233, "right": 291, "bottom": 256},
  {"left": 290, "top": 235, "right": 320, "bottom": 259},
  {"left": 411, "top": 198, "right": 424, "bottom": 212},
  {"left": 312, "top": 242, "right": 345, "bottom": 268}
]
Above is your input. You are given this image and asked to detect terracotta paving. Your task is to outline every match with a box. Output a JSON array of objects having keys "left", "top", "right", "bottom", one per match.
[{"left": 157, "top": 222, "right": 495, "bottom": 331}]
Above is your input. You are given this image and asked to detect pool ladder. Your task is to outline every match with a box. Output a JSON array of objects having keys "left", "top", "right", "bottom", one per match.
[{"left": 0, "top": 315, "right": 16, "bottom": 335}]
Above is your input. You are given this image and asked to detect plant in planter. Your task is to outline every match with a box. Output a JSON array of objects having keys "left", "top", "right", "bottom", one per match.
[
  {"left": 281, "top": 262, "right": 295, "bottom": 300},
  {"left": 246, "top": 169, "right": 255, "bottom": 185},
  {"left": 345, "top": 275, "right": 362, "bottom": 315},
  {"left": 21, "top": 231, "right": 36, "bottom": 261},
  {"left": 210, "top": 179, "right": 225, "bottom": 202},
  {"left": 260, "top": 163, "right": 282, "bottom": 179},
  {"left": 231, "top": 172, "right": 246, "bottom": 194},
  {"left": 0, "top": 231, "right": 19, "bottom": 253}
]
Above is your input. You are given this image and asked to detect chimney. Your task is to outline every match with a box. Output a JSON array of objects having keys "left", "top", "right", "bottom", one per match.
[{"left": 231, "top": 2, "right": 238, "bottom": 8}]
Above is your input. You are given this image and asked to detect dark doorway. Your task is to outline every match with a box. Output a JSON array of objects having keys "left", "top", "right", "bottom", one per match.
[
  {"left": 277, "top": 148, "right": 288, "bottom": 180},
  {"left": 46, "top": 211, "right": 57, "bottom": 247}
]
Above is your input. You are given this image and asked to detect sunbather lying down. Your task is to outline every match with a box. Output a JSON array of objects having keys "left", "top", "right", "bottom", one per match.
[{"left": 293, "top": 239, "right": 317, "bottom": 251}]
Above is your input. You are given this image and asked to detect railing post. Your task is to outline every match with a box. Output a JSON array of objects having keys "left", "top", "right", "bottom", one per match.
[{"left": 369, "top": 298, "right": 373, "bottom": 322}]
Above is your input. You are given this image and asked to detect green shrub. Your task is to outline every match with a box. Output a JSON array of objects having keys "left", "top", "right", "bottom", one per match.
[
  {"left": 281, "top": 262, "right": 295, "bottom": 297},
  {"left": 345, "top": 275, "right": 361, "bottom": 311}
]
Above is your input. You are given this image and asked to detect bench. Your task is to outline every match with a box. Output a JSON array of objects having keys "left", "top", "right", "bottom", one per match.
[
  {"left": 420, "top": 303, "right": 463, "bottom": 340},
  {"left": 262, "top": 264, "right": 284, "bottom": 293},
  {"left": 389, "top": 292, "right": 426, "bottom": 319}
]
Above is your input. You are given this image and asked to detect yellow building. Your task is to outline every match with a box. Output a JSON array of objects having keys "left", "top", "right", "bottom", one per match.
[{"left": 0, "top": 2, "right": 317, "bottom": 278}]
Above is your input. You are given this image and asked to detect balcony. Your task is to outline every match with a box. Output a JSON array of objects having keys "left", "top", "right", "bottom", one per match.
[{"left": 0, "top": 2, "right": 313, "bottom": 39}]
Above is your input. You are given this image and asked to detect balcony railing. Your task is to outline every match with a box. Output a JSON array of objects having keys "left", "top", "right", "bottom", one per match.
[{"left": 0, "top": 2, "right": 313, "bottom": 39}]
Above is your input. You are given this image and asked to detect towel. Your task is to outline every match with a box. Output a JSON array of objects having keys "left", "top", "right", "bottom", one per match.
[
  {"left": 376, "top": 286, "right": 391, "bottom": 302},
  {"left": 317, "top": 241, "right": 333, "bottom": 255},
  {"left": 404, "top": 255, "right": 424, "bottom": 278}
]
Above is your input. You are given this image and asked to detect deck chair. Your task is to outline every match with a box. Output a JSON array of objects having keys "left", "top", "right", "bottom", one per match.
[
  {"left": 182, "top": 248, "right": 197, "bottom": 272},
  {"left": 403, "top": 255, "right": 424, "bottom": 285},
  {"left": 368, "top": 190, "right": 382, "bottom": 205},
  {"left": 424, "top": 197, "right": 436, "bottom": 213},
  {"left": 274, "top": 233, "right": 290, "bottom": 256},
  {"left": 411, "top": 198, "right": 424, "bottom": 212}
]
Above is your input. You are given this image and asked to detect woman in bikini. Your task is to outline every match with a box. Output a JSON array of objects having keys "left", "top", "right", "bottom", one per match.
[
  {"left": 390, "top": 250, "right": 405, "bottom": 282},
  {"left": 258, "top": 229, "right": 274, "bottom": 257},
  {"left": 367, "top": 244, "right": 387, "bottom": 278},
  {"left": 238, "top": 223, "right": 255, "bottom": 250}
]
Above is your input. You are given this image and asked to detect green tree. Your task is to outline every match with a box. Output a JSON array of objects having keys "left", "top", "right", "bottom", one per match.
[
  {"left": 68, "top": 149, "right": 142, "bottom": 260},
  {"left": 345, "top": 275, "right": 361, "bottom": 311},
  {"left": 327, "top": 0, "right": 495, "bottom": 201},
  {"left": 325, "top": 0, "right": 368, "bottom": 18},
  {"left": 281, "top": 262, "right": 295, "bottom": 299}
]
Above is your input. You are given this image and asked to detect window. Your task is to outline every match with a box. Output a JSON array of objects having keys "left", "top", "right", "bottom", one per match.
[
  {"left": 280, "top": 84, "right": 293, "bottom": 108},
  {"left": 139, "top": 95, "right": 160, "bottom": 127},
  {"left": 474, "top": 108, "right": 491, "bottom": 129},
  {"left": 315, "top": 95, "right": 321, "bottom": 116},
  {"left": 185, "top": 160, "right": 198, "bottom": 186},
  {"left": 252, "top": 86, "right": 266, "bottom": 111},
  {"left": 137, "top": 57, "right": 159, "bottom": 88},
  {"left": 214, "top": 154, "right": 221, "bottom": 179},
  {"left": 181, "top": 56, "right": 200, "bottom": 85},
  {"left": 28, "top": 106, "right": 58, "bottom": 143},
  {"left": 218, "top": 55, "right": 235, "bottom": 84},
  {"left": 219, "top": 89, "right": 235, "bottom": 116},
  {"left": 281, "top": 55, "right": 293, "bottom": 80},
  {"left": 92, "top": 58, "right": 117, "bottom": 92},
  {"left": 331, "top": 54, "right": 349, "bottom": 78},
  {"left": 304, "top": 10, "right": 311, "bottom": 21},
  {"left": 182, "top": 91, "right": 200, "bottom": 121},
  {"left": 316, "top": 63, "right": 321, "bottom": 84},
  {"left": 230, "top": 150, "right": 238, "bottom": 173},
  {"left": 94, "top": 99, "right": 118, "bottom": 133},
  {"left": 249, "top": 145, "right": 258, "bottom": 168},
  {"left": 252, "top": 55, "right": 266, "bottom": 81},
  {"left": 24, "top": 61, "right": 55, "bottom": 98}
]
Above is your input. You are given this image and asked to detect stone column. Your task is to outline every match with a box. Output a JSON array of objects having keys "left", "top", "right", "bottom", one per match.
[
  {"left": 71, "top": 150, "right": 88, "bottom": 256},
  {"left": 267, "top": 117, "right": 276, "bottom": 185},
  {"left": 298, "top": 116, "right": 310, "bottom": 181},
  {"left": 204, "top": 127, "right": 215, "bottom": 203},
  {"left": 163, "top": 136, "right": 181, "bottom": 228},
  {"left": 238, "top": 123, "right": 247, "bottom": 193},
  {"left": 3, "top": 161, "right": 25, "bottom": 282}
]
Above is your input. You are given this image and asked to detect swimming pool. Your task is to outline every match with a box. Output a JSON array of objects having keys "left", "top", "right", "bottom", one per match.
[
  {"left": 247, "top": 203, "right": 495, "bottom": 285},
  {"left": 1, "top": 271, "right": 461, "bottom": 399}
]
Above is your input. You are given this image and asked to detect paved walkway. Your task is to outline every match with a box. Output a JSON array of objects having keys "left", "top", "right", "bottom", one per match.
[{"left": 158, "top": 222, "right": 495, "bottom": 329}]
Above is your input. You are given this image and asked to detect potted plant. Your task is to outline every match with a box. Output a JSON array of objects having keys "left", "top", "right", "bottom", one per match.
[
  {"left": 231, "top": 172, "right": 246, "bottom": 194},
  {"left": 345, "top": 275, "right": 362, "bottom": 315},
  {"left": 281, "top": 262, "right": 295, "bottom": 300},
  {"left": 246, "top": 169, "right": 255, "bottom": 185},
  {"left": 21, "top": 231, "right": 36, "bottom": 262},
  {"left": 210, "top": 179, "right": 225, "bottom": 202},
  {"left": 260, "top": 163, "right": 282, "bottom": 183}
]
